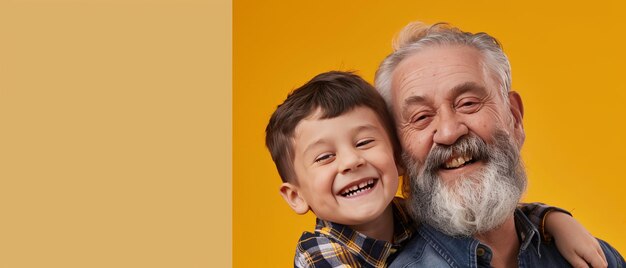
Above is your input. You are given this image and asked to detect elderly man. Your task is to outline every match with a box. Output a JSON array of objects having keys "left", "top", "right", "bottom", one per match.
[{"left": 374, "top": 22, "right": 625, "bottom": 267}]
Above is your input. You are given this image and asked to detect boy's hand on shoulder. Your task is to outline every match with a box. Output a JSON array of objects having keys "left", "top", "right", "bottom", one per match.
[{"left": 546, "top": 212, "right": 607, "bottom": 268}]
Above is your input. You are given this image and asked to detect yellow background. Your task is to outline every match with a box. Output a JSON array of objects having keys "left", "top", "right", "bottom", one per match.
[
  {"left": 1, "top": 0, "right": 231, "bottom": 267},
  {"left": 234, "top": 0, "right": 626, "bottom": 267}
]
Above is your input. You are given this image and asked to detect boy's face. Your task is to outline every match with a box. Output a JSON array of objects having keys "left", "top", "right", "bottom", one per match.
[{"left": 281, "top": 106, "right": 399, "bottom": 226}]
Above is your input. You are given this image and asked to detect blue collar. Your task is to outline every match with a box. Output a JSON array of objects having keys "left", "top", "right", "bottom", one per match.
[{"left": 417, "top": 209, "right": 543, "bottom": 266}]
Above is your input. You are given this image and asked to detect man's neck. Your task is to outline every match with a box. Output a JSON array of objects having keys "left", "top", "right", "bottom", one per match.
[
  {"left": 474, "top": 215, "right": 520, "bottom": 268},
  {"left": 349, "top": 205, "right": 395, "bottom": 242}
]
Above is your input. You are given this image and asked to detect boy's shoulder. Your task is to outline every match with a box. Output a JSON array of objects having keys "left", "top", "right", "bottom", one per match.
[
  {"left": 293, "top": 198, "right": 415, "bottom": 268},
  {"left": 295, "top": 231, "right": 361, "bottom": 267},
  {"left": 295, "top": 226, "right": 389, "bottom": 268}
]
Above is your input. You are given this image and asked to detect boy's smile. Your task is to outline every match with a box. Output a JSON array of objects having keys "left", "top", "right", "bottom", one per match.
[
  {"left": 338, "top": 178, "right": 377, "bottom": 198},
  {"left": 285, "top": 106, "right": 399, "bottom": 227}
]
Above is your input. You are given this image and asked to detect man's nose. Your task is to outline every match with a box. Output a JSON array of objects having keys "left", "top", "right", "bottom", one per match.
[
  {"left": 432, "top": 108, "right": 469, "bottom": 145},
  {"left": 338, "top": 149, "right": 365, "bottom": 174}
]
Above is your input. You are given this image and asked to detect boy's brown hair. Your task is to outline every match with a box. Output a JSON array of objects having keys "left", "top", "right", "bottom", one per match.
[{"left": 265, "top": 71, "right": 401, "bottom": 183}]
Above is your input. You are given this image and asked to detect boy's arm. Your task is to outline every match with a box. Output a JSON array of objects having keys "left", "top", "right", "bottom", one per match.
[
  {"left": 519, "top": 202, "right": 608, "bottom": 268},
  {"left": 518, "top": 202, "right": 571, "bottom": 242}
]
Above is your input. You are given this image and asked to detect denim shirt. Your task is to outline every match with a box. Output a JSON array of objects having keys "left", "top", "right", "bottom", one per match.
[{"left": 390, "top": 209, "right": 625, "bottom": 268}]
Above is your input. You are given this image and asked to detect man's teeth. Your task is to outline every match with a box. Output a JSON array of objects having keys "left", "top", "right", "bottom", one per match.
[
  {"left": 444, "top": 155, "right": 472, "bottom": 168},
  {"left": 341, "top": 179, "right": 375, "bottom": 197}
]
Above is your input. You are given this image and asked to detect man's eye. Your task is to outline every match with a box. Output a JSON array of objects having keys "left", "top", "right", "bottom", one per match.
[
  {"left": 413, "top": 115, "right": 428, "bottom": 122},
  {"left": 356, "top": 139, "right": 374, "bottom": 147},
  {"left": 410, "top": 113, "right": 433, "bottom": 129},
  {"left": 314, "top": 153, "right": 334, "bottom": 163},
  {"left": 411, "top": 113, "right": 432, "bottom": 125},
  {"left": 456, "top": 99, "right": 482, "bottom": 113}
]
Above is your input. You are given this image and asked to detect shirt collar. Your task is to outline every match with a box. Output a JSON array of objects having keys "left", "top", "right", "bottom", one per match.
[
  {"left": 417, "top": 208, "right": 543, "bottom": 266},
  {"left": 514, "top": 209, "right": 543, "bottom": 257},
  {"left": 315, "top": 197, "right": 415, "bottom": 267}
]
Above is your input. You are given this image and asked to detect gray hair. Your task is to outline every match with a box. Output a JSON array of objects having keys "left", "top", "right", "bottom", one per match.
[{"left": 375, "top": 22, "right": 512, "bottom": 108}]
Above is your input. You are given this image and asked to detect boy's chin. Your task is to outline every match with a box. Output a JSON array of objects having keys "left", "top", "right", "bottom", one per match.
[{"left": 337, "top": 205, "right": 392, "bottom": 226}]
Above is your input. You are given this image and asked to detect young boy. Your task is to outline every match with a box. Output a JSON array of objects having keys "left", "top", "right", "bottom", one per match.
[{"left": 265, "top": 71, "right": 606, "bottom": 267}]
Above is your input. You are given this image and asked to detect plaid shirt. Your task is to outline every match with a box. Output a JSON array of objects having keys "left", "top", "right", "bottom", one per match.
[
  {"left": 294, "top": 199, "right": 566, "bottom": 268},
  {"left": 294, "top": 198, "right": 414, "bottom": 268}
]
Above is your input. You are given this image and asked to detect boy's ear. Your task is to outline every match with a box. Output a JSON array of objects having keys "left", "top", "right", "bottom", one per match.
[{"left": 279, "top": 182, "right": 310, "bottom": 214}]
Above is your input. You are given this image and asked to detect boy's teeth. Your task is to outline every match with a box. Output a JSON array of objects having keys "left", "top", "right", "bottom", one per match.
[{"left": 340, "top": 179, "right": 376, "bottom": 197}]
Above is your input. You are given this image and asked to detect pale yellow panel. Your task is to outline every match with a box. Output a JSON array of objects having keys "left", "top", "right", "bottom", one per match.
[
  {"left": 234, "top": 0, "right": 626, "bottom": 267},
  {"left": 0, "top": 0, "right": 231, "bottom": 267}
]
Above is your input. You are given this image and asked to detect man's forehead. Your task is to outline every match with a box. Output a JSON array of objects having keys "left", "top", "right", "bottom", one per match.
[
  {"left": 390, "top": 46, "right": 491, "bottom": 105},
  {"left": 395, "top": 45, "right": 481, "bottom": 70}
]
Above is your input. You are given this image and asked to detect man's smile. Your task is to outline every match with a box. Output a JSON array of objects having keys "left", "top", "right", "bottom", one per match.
[{"left": 441, "top": 154, "right": 477, "bottom": 170}]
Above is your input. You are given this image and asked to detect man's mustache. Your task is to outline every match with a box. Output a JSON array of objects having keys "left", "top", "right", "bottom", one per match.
[{"left": 421, "top": 134, "right": 490, "bottom": 175}]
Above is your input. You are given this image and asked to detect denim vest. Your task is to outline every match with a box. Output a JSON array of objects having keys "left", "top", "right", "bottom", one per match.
[{"left": 390, "top": 209, "right": 625, "bottom": 268}]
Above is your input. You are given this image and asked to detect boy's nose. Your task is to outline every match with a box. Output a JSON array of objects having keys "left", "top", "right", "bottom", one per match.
[{"left": 339, "top": 150, "right": 365, "bottom": 174}]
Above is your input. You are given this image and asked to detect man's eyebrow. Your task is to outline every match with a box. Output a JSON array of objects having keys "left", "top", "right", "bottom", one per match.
[
  {"left": 449, "top": 82, "right": 487, "bottom": 97},
  {"left": 401, "top": 82, "right": 486, "bottom": 116},
  {"left": 404, "top": 95, "right": 428, "bottom": 107},
  {"left": 401, "top": 95, "right": 431, "bottom": 119}
]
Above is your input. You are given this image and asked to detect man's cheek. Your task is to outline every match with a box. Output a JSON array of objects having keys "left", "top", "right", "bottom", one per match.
[{"left": 400, "top": 131, "right": 428, "bottom": 160}]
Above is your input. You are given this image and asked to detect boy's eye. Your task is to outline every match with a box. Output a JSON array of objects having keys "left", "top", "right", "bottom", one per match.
[
  {"left": 356, "top": 139, "right": 374, "bottom": 147},
  {"left": 314, "top": 153, "right": 334, "bottom": 163}
]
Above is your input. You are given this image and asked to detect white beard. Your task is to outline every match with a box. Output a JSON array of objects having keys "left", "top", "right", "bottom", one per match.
[{"left": 404, "top": 131, "right": 527, "bottom": 237}]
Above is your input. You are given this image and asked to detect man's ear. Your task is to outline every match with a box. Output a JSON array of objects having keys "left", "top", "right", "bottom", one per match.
[
  {"left": 508, "top": 91, "right": 525, "bottom": 144},
  {"left": 279, "top": 182, "right": 310, "bottom": 214}
]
